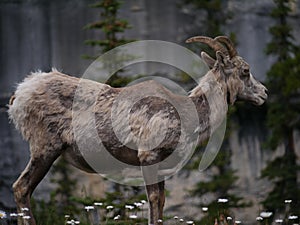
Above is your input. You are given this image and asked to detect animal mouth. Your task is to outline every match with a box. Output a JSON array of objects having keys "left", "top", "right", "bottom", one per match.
[
  {"left": 252, "top": 94, "right": 268, "bottom": 105},
  {"left": 238, "top": 93, "right": 267, "bottom": 105}
]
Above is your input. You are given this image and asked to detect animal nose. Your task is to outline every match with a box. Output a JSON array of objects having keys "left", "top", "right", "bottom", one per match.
[
  {"left": 262, "top": 86, "right": 268, "bottom": 99},
  {"left": 264, "top": 87, "right": 268, "bottom": 96}
]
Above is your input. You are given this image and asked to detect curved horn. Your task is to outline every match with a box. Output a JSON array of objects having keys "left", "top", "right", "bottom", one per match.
[
  {"left": 186, "top": 36, "right": 228, "bottom": 56},
  {"left": 214, "top": 36, "right": 237, "bottom": 58}
]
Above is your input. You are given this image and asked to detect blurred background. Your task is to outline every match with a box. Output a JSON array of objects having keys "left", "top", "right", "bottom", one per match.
[{"left": 0, "top": 0, "right": 299, "bottom": 224}]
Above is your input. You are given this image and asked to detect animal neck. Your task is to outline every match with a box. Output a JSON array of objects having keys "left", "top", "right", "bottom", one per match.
[{"left": 189, "top": 70, "right": 228, "bottom": 134}]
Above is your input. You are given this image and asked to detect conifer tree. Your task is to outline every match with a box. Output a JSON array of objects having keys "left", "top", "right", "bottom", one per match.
[
  {"left": 261, "top": 0, "right": 300, "bottom": 219},
  {"left": 84, "top": 0, "right": 135, "bottom": 87},
  {"left": 83, "top": 0, "right": 145, "bottom": 221},
  {"left": 84, "top": 0, "right": 133, "bottom": 55}
]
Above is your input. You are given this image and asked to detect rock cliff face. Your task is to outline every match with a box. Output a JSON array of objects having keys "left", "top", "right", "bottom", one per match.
[{"left": 0, "top": 0, "right": 299, "bottom": 221}]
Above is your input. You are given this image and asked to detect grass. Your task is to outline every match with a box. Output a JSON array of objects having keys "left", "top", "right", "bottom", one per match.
[{"left": 0, "top": 197, "right": 299, "bottom": 225}]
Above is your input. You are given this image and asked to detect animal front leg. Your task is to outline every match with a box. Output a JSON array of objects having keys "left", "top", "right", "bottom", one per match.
[{"left": 13, "top": 152, "right": 60, "bottom": 225}]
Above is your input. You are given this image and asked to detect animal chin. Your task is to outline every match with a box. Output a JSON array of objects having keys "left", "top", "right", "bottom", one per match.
[
  {"left": 237, "top": 95, "right": 266, "bottom": 105},
  {"left": 252, "top": 96, "right": 267, "bottom": 106}
]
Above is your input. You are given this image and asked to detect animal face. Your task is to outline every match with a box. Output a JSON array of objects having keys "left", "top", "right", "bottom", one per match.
[
  {"left": 186, "top": 36, "right": 268, "bottom": 105},
  {"left": 223, "top": 55, "right": 268, "bottom": 105}
]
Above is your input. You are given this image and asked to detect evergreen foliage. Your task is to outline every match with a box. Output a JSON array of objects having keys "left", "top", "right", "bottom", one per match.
[
  {"left": 261, "top": 0, "right": 300, "bottom": 219},
  {"left": 84, "top": 0, "right": 133, "bottom": 56},
  {"left": 83, "top": 0, "right": 145, "bottom": 220},
  {"left": 84, "top": 0, "right": 136, "bottom": 87}
]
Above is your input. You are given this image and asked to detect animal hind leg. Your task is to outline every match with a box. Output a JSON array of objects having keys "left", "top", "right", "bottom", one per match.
[
  {"left": 158, "top": 180, "right": 165, "bottom": 222},
  {"left": 13, "top": 150, "right": 61, "bottom": 225},
  {"left": 145, "top": 183, "right": 160, "bottom": 225},
  {"left": 142, "top": 164, "right": 161, "bottom": 225},
  {"left": 139, "top": 150, "right": 163, "bottom": 225}
]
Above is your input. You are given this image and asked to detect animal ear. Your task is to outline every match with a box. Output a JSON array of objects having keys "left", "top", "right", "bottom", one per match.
[
  {"left": 215, "top": 50, "right": 229, "bottom": 66},
  {"left": 201, "top": 52, "right": 216, "bottom": 69},
  {"left": 216, "top": 51, "right": 234, "bottom": 76}
]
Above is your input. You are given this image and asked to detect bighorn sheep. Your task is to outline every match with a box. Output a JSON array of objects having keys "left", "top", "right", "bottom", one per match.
[{"left": 8, "top": 36, "right": 267, "bottom": 225}]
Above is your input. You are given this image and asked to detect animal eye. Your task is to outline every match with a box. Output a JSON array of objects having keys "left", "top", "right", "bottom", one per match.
[{"left": 243, "top": 68, "right": 249, "bottom": 74}]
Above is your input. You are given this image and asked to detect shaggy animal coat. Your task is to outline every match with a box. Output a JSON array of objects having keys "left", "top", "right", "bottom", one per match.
[{"left": 8, "top": 69, "right": 226, "bottom": 170}]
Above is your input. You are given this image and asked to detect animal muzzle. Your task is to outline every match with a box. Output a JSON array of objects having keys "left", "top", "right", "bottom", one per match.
[{"left": 252, "top": 85, "right": 268, "bottom": 105}]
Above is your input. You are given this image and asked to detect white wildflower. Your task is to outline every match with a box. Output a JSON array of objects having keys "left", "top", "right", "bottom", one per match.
[
  {"left": 66, "top": 219, "right": 80, "bottom": 225},
  {"left": 158, "top": 219, "right": 163, "bottom": 223},
  {"left": 23, "top": 215, "right": 31, "bottom": 220},
  {"left": 18, "top": 213, "right": 24, "bottom": 217},
  {"left": 10, "top": 213, "right": 18, "bottom": 217},
  {"left": 275, "top": 219, "right": 283, "bottom": 223},
  {"left": 217, "top": 198, "right": 228, "bottom": 203},
  {"left": 186, "top": 220, "right": 194, "bottom": 224},
  {"left": 125, "top": 205, "right": 134, "bottom": 210},
  {"left": 65, "top": 215, "right": 70, "bottom": 218},
  {"left": 284, "top": 199, "right": 292, "bottom": 204},
  {"left": 180, "top": 218, "right": 184, "bottom": 222},
  {"left": 134, "top": 202, "right": 143, "bottom": 207},
  {"left": 0, "top": 210, "right": 7, "bottom": 219},
  {"left": 94, "top": 202, "right": 103, "bottom": 206},
  {"left": 84, "top": 206, "right": 94, "bottom": 211},
  {"left": 288, "top": 215, "right": 298, "bottom": 220},
  {"left": 21, "top": 207, "right": 29, "bottom": 212},
  {"left": 174, "top": 216, "right": 179, "bottom": 219},
  {"left": 227, "top": 217, "right": 233, "bottom": 220},
  {"left": 129, "top": 214, "right": 138, "bottom": 219},
  {"left": 141, "top": 200, "right": 147, "bottom": 204},
  {"left": 235, "top": 220, "right": 242, "bottom": 224},
  {"left": 260, "top": 212, "right": 273, "bottom": 218},
  {"left": 256, "top": 216, "right": 263, "bottom": 221},
  {"left": 202, "top": 207, "right": 208, "bottom": 212},
  {"left": 114, "top": 215, "right": 121, "bottom": 220},
  {"left": 106, "top": 205, "right": 114, "bottom": 210}
]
